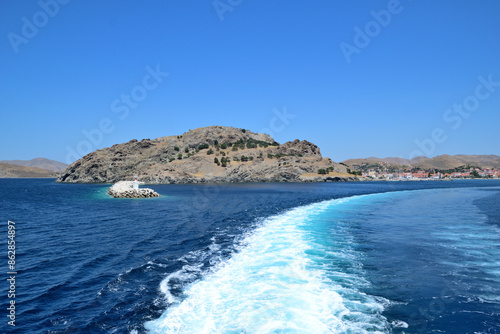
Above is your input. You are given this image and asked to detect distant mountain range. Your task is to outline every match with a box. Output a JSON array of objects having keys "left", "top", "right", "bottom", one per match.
[
  {"left": 0, "top": 158, "right": 68, "bottom": 178},
  {"left": 342, "top": 154, "right": 500, "bottom": 170},
  {"left": 0, "top": 163, "right": 58, "bottom": 178},
  {"left": 0, "top": 158, "right": 68, "bottom": 172}
]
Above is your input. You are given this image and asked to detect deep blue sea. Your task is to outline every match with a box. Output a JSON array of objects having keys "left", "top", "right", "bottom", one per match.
[{"left": 1, "top": 179, "right": 500, "bottom": 333}]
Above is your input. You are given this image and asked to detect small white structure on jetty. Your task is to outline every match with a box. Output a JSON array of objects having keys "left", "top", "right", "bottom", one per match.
[{"left": 133, "top": 173, "right": 139, "bottom": 190}]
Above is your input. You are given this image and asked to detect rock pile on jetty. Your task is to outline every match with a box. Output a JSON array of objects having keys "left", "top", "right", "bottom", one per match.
[{"left": 107, "top": 181, "right": 160, "bottom": 198}]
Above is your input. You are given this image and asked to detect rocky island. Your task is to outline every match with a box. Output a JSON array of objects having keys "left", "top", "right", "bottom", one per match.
[{"left": 57, "top": 126, "right": 361, "bottom": 184}]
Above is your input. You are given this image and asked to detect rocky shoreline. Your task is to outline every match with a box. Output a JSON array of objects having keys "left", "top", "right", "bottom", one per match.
[{"left": 107, "top": 181, "right": 160, "bottom": 198}]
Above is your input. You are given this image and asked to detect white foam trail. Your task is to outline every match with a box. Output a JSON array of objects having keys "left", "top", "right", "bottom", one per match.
[
  {"left": 146, "top": 198, "right": 391, "bottom": 333},
  {"left": 159, "top": 265, "right": 202, "bottom": 304}
]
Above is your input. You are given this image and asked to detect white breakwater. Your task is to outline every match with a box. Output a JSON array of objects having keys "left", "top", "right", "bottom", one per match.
[{"left": 108, "top": 181, "right": 160, "bottom": 198}]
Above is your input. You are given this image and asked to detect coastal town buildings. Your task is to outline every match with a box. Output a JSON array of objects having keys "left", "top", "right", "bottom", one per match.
[{"left": 360, "top": 167, "right": 500, "bottom": 180}]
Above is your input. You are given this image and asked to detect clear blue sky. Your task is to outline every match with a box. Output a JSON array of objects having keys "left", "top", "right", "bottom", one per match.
[{"left": 1, "top": 1, "right": 499, "bottom": 164}]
